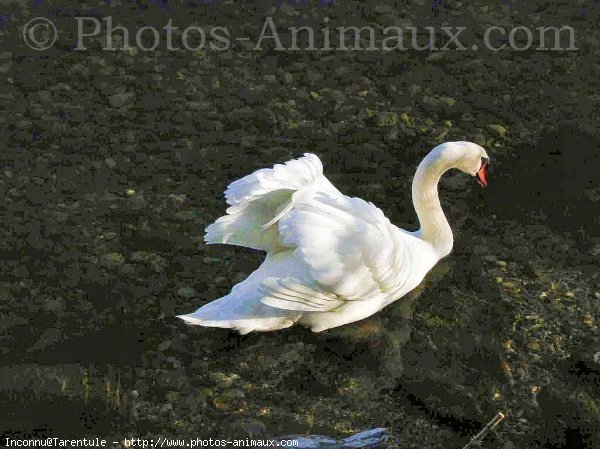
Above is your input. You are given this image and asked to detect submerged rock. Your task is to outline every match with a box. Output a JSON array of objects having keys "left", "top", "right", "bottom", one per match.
[{"left": 277, "top": 428, "right": 388, "bottom": 449}]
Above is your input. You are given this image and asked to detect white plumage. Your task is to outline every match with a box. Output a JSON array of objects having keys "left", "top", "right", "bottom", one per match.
[{"left": 178, "top": 142, "right": 490, "bottom": 333}]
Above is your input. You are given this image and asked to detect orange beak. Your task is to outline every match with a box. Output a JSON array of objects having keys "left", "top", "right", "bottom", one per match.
[{"left": 475, "top": 162, "right": 488, "bottom": 187}]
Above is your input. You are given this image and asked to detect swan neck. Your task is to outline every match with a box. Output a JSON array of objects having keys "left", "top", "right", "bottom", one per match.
[{"left": 412, "top": 152, "right": 453, "bottom": 257}]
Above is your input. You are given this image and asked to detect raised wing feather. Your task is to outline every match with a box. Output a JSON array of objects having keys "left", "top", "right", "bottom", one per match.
[
  {"left": 224, "top": 153, "right": 323, "bottom": 208},
  {"left": 205, "top": 153, "right": 325, "bottom": 252}
]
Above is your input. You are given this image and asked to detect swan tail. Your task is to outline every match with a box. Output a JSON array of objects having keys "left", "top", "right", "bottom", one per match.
[
  {"left": 204, "top": 153, "right": 323, "bottom": 252},
  {"left": 177, "top": 310, "right": 298, "bottom": 335},
  {"left": 177, "top": 252, "right": 302, "bottom": 334}
]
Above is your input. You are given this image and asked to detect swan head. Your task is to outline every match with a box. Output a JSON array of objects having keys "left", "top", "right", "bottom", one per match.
[{"left": 436, "top": 141, "right": 490, "bottom": 187}]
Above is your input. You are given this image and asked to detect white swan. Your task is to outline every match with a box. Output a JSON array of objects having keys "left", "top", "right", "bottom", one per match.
[{"left": 178, "top": 141, "right": 489, "bottom": 334}]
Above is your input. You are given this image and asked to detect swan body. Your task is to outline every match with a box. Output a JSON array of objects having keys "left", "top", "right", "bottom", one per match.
[{"left": 178, "top": 142, "right": 489, "bottom": 334}]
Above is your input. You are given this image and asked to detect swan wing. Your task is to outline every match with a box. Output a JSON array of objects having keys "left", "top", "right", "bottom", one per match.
[
  {"left": 205, "top": 153, "right": 341, "bottom": 252},
  {"left": 224, "top": 153, "right": 323, "bottom": 208},
  {"left": 260, "top": 277, "right": 346, "bottom": 312},
  {"left": 260, "top": 193, "right": 410, "bottom": 312}
]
